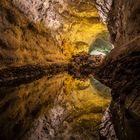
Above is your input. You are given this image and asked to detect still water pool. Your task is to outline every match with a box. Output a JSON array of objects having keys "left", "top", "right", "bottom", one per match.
[{"left": 0, "top": 73, "right": 111, "bottom": 140}]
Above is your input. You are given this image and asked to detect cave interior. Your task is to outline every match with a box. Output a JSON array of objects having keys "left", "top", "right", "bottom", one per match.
[{"left": 0, "top": 0, "right": 140, "bottom": 140}]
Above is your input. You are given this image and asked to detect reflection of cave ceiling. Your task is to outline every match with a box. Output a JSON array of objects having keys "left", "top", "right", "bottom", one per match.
[
  {"left": 0, "top": 73, "right": 110, "bottom": 139},
  {"left": 13, "top": 0, "right": 107, "bottom": 58}
]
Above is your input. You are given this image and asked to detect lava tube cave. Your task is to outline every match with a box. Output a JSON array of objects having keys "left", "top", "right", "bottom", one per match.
[{"left": 0, "top": 0, "right": 140, "bottom": 140}]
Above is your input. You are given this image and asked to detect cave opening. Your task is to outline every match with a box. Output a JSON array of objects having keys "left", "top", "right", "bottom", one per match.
[{"left": 0, "top": 0, "right": 140, "bottom": 140}]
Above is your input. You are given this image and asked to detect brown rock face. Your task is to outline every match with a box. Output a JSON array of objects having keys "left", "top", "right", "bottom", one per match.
[
  {"left": 68, "top": 52, "right": 104, "bottom": 78},
  {"left": 96, "top": 0, "right": 140, "bottom": 140},
  {"left": 0, "top": 0, "right": 66, "bottom": 69},
  {"left": 107, "top": 0, "right": 140, "bottom": 46},
  {"left": 0, "top": 0, "right": 108, "bottom": 69}
]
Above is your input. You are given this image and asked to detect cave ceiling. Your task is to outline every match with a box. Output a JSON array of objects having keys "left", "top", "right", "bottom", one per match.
[{"left": 13, "top": 0, "right": 108, "bottom": 58}]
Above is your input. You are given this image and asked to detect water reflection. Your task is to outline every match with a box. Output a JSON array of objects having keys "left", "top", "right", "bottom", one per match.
[{"left": 0, "top": 73, "right": 111, "bottom": 140}]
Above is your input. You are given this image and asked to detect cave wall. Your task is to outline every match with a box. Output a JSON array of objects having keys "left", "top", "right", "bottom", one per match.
[
  {"left": 0, "top": 0, "right": 66, "bottom": 69},
  {"left": 107, "top": 0, "right": 140, "bottom": 47},
  {"left": 97, "top": 0, "right": 140, "bottom": 139},
  {"left": 0, "top": 0, "right": 108, "bottom": 68},
  {"left": 13, "top": 0, "right": 107, "bottom": 58}
]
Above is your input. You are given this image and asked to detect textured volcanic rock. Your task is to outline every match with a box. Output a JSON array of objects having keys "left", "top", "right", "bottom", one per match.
[
  {"left": 96, "top": 0, "right": 140, "bottom": 139},
  {"left": 0, "top": 0, "right": 108, "bottom": 69},
  {"left": 0, "top": 0, "right": 66, "bottom": 69},
  {"left": 95, "top": 0, "right": 112, "bottom": 23},
  {"left": 12, "top": 0, "right": 107, "bottom": 58},
  {"left": 68, "top": 53, "right": 104, "bottom": 78}
]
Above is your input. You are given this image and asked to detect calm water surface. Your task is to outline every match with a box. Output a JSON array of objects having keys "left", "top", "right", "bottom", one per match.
[{"left": 0, "top": 73, "right": 111, "bottom": 140}]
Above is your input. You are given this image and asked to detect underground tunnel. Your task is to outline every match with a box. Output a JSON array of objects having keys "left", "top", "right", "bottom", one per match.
[{"left": 0, "top": 0, "right": 140, "bottom": 140}]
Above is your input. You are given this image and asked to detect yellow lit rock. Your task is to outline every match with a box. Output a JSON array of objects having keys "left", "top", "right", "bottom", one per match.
[{"left": 0, "top": 0, "right": 108, "bottom": 68}]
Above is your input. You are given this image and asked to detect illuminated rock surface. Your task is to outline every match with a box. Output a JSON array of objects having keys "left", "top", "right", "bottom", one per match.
[
  {"left": 0, "top": 0, "right": 108, "bottom": 69},
  {"left": 13, "top": 0, "right": 107, "bottom": 57}
]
